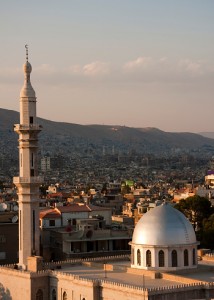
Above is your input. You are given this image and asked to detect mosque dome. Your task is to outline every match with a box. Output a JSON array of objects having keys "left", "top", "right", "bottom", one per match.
[{"left": 132, "top": 202, "right": 197, "bottom": 246}]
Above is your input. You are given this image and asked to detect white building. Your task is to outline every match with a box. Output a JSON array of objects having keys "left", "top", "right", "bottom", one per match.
[{"left": 130, "top": 202, "right": 199, "bottom": 271}]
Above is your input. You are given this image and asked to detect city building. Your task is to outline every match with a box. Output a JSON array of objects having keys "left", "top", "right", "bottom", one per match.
[{"left": 41, "top": 156, "right": 51, "bottom": 173}]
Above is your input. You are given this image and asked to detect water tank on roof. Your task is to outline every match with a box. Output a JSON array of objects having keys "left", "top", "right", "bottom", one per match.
[{"left": 0, "top": 203, "right": 7, "bottom": 211}]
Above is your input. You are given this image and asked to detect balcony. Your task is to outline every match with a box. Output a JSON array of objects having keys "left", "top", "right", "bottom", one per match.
[
  {"left": 14, "top": 124, "right": 42, "bottom": 132},
  {"left": 13, "top": 176, "right": 44, "bottom": 184}
]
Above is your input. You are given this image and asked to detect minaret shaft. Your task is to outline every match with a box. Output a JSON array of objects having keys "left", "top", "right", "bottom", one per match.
[{"left": 13, "top": 51, "right": 43, "bottom": 269}]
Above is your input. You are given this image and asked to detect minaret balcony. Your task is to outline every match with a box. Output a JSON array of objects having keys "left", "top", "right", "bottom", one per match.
[
  {"left": 13, "top": 176, "right": 43, "bottom": 185},
  {"left": 14, "top": 124, "right": 42, "bottom": 133}
]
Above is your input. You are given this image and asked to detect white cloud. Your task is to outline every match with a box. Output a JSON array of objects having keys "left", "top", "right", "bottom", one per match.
[
  {"left": 124, "top": 56, "right": 153, "bottom": 71},
  {"left": 177, "top": 59, "right": 203, "bottom": 75},
  {"left": 83, "top": 61, "right": 110, "bottom": 76},
  {"left": 0, "top": 57, "right": 213, "bottom": 88},
  {"left": 159, "top": 57, "right": 168, "bottom": 63}
]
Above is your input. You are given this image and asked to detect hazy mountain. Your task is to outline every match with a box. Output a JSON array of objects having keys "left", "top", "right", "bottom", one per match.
[
  {"left": 199, "top": 132, "right": 214, "bottom": 139},
  {"left": 1, "top": 108, "right": 214, "bottom": 156}
]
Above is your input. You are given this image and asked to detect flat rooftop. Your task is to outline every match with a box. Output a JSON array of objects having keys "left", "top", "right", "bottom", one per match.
[
  {"left": 50, "top": 259, "right": 214, "bottom": 289},
  {"left": 60, "top": 263, "right": 180, "bottom": 289}
]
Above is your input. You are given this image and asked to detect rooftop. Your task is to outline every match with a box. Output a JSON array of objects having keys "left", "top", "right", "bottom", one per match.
[{"left": 44, "top": 258, "right": 214, "bottom": 290}]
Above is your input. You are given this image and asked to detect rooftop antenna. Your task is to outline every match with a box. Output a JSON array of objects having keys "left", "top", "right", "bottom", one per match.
[{"left": 25, "top": 44, "right": 28, "bottom": 62}]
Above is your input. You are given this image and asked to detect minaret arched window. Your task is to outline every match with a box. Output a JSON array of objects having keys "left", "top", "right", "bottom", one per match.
[
  {"left": 159, "top": 250, "right": 165, "bottom": 267},
  {"left": 36, "top": 289, "right": 43, "bottom": 300},
  {"left": 137, "top": 249, "right": 141, "bottom": 265},
  {"left": 184, "top": 249, "right": 189, "bottom": 266},
  {"left": 146, "top": 250, "right": 151, "bottom": 267},
  {"left": 31, "top": 153, "right": 34, "bottom": 167},
  {"left": 63, "top": 291, "right": 67, "bottom": 300},
  {"left": 131, "top": 248, "right": 134, "bottom": 264},
  {"left": 171, "top": 250, "right": 178, "bottom": 267},
  {"left": 52, "top": 289, "right": 56, "bottom": 300},
  {"left": 192, "top": 248, "right": 196, "bottom": 265}
]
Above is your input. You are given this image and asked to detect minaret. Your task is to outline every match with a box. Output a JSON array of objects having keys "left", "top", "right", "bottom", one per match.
[{"left": 13, "top": 46, "right": 42, "bottom": 269}]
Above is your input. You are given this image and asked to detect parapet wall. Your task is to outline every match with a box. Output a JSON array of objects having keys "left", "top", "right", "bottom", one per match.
[
  {"left": 44, "top": 254, "right": 130, "bottom": 269},
  {"left": 2, "top": 255, "right": 214, "bottom": 300}
]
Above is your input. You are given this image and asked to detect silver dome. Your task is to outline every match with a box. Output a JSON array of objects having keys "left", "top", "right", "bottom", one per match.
[{"left": 132, "top": 203, "right": 197, "bottom": 246}]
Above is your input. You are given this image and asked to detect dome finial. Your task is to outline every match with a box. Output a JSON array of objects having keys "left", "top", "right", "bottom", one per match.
[{"left": 25, "top": 44, "right": 28, "bottom": 62}]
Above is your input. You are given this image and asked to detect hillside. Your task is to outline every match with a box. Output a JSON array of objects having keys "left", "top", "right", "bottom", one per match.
[
  {"left": 1, "top": 108, "right": 214, "bottom": 156},
  {"left": 200, "top": 132, "right": 214, "bottom": 140}
]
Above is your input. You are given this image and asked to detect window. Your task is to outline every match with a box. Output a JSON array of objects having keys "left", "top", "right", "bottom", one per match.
[
  {"left": 52, "top": 289, "right": 56, "bottom": 300},
  {"left": 0, "top": 252, "right": 6, "bottom": 260},
  {"left": 131, "top": 248, "right": 134, "bottom": 264},
  {"left": 30, "top": 116, "right": 33, "bottom": 124},
  {"left": 31, "top": 169, "right": 34, "bottom": 177},
  {"left": 137, "top": 249, "right": 141, "bottom": 265},
  {"left": 36, "top": 289, "right": 43, "bottom": 300},
  {"left": 159, "top": 250, "right": 165, "bottom": 267},
  {"left": 193, "top": 248, "right": 196, "bottom": 265},
  {"left": 63, "top": 292, "right": 67, "bottom": 300},
  {"left": 146, "top": 250, "right": 151, "bottom": 267},
  {"left": 49, "top": 220, "right": 55, "bottom": 227},
  {"left": 31, "top": 153, "right": 34, "bottom": 167},
  {"left": 171, "top": 250, "right": 177, "bottom": 267},
  {"left": 0, "top": 235, "right": 6, "bottom": 243},
  {"left": 184, "top": 249, "right": 189, "bottom": 266}
]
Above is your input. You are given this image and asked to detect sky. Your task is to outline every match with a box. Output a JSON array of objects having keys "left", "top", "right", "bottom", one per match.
[{"left": 1, "top": 0, "right": 214, "bottom": 133}]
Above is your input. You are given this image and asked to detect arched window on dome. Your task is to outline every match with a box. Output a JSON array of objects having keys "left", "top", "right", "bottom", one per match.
[
  {"left": 131, "top": 248, "right": 134, "bottom": 264},
  {"left": 52, "top": 289, "right": 56, "bottom": 300},
  {"left": 36, "top": 289, "right": 43, "bottom": 300},
  {"left": 192, "top": 248, "right": 196, "bottom": 265},
  {"left": 63, "top": 291, "right": 67, "bottom": 300},
  {"left": 184, "top": 249, "right": 189, "bottom": 266},
  {"left": 159, "top": 250, "right": 165, "bottom": 267},
  {"left": 171, "top": 250, "right": 178, "bottom": 267},
  {"left": 137, "top": 249, "right": 141, "bottom": 265},
  {"left": 146, "top": 250, "right": 151, "bottom": 267}
]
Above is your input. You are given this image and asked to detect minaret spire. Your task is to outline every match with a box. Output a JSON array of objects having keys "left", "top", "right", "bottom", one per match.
[
  {"left": 13, "top": 47, "right": 43, "bottom": 270},
  {"left": 25, "top": 44, "right": 28, "bottom": 62}
]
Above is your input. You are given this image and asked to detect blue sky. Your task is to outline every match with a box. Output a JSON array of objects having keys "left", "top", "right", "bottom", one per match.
[{"left": 1, "top": 0, "right": 214, "bottom": 132}]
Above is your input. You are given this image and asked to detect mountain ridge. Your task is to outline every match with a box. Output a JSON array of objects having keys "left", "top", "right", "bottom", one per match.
[{"left": 1, "top": 108, "right": 214, "bottom": 156}]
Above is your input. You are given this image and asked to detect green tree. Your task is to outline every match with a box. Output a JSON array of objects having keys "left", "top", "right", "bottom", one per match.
[
  {"left": 201, "top": 214, "right": 214, "bottom": 248},
  {"left": 175, "top": 195, "right": 213, "bottom": 230}
]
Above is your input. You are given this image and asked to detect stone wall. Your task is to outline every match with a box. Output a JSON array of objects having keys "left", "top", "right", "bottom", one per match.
[
  {"left": 2, "top": 257, "right": 214, "bottom": 300},
  {"left": 0, "top": 267, "right": 49, "bottom": 300}
]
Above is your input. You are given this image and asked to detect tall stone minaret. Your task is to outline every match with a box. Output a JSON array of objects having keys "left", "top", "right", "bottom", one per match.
[{"left": 13, "top": 46, "right": 42, "bottom": 269}]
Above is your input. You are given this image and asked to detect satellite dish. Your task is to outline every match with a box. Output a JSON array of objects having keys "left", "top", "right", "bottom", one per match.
[
  {"left": 0, "top": 203, "right": 7, "bottom": 212},
  {"left": 12, "top": 215, "right": 18, "bottom": 223},
  {"left": 13, "top": 205, "right": 18, "bottom": 212}
]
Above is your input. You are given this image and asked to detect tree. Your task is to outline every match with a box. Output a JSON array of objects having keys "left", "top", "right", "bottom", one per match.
[
  {"left": 175, "top": 195, "right": 213, "bottom": 230},
  {"left": 0, "top": 283, "right": 12, "bottom": 300},
  {"left": 201, "top": 214, "right": 214, "bottom": 249}
]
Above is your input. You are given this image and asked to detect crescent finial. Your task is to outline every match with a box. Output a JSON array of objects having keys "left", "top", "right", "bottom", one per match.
[{"left": 25, "top": 44, "right": 28, "bottom": 62}]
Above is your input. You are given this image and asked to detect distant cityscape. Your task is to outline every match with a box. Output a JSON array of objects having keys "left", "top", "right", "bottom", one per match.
[{"left": 1, "top": 54, "right": 214, "bottom": 299}]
